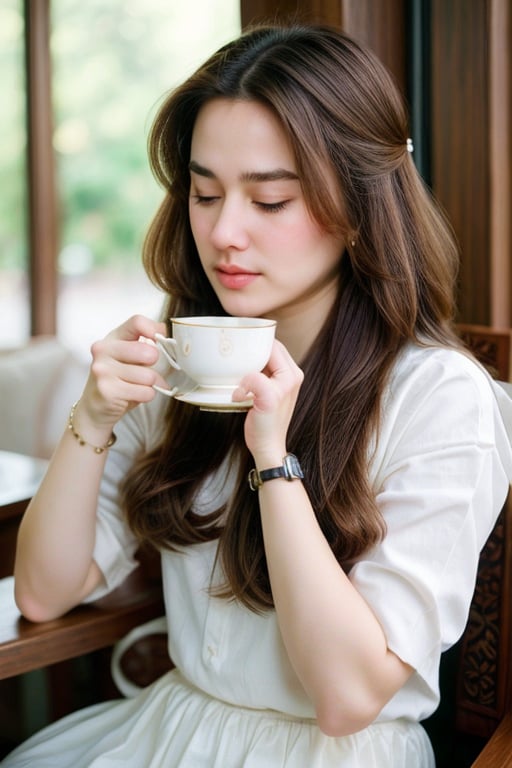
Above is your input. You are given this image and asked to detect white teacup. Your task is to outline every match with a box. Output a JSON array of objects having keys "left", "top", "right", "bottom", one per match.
[{"left": 155, "top": 316, "right": 276, "bottom": 392}]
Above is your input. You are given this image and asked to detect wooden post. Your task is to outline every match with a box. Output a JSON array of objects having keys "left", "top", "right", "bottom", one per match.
[
  {"left": 489, "top": 0, "right": 511, "bottom": 326},
  {"left": 25, "top": 0, "right": 58, "bottom": 336}
]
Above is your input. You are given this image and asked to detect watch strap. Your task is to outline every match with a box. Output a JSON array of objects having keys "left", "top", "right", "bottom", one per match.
[
  {"left": 259, "top": 466, "right": 287, "bottom": 483},
  {"left": 248, "top": 453, "right": 304, "bottom": 491}
]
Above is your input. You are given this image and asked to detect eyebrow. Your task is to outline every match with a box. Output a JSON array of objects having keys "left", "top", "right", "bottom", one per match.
[{"left": 189, "top": 160, "right": 299, "bottom": 183}]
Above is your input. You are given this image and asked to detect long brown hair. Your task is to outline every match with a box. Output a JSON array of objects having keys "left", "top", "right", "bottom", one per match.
[{"left": 121, "top": 24, "right": 461, "bottom": 611}]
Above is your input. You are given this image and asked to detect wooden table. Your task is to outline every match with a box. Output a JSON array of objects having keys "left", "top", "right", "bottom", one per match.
[
  {"left": 0, "top": 451, "right": 164, "bottom": 761},
  {"left": 0, "top": 569, "right": 164, "bottom": 680},
  {"left": 0, "top": 449, "right": 164, "bottom": 681}
]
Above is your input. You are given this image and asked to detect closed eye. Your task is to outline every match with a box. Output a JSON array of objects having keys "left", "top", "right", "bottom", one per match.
[
  {"left": 192, "top": 195, "right": 219, "bottom": 206},
  {"left": 254, "top": 200, "right": 290, "bottom": 213}
]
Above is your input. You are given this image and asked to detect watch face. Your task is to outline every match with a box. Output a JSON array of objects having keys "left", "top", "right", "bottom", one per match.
[{"left": 284, "top": 453, "right": 304, "bottom": 480}]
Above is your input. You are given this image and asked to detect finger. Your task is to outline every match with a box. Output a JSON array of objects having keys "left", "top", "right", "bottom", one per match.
[
  {"left": 232, "top": 372, "right": 280, "bottom": 411},
  {"left": 266, "top": 338, "right": 296, "bottom": 366},
  {"left": 95, "top": 379, "right": 160, "bottom": 408},
  {"left": 93, "top": 358, "right": 162, "bottom": 396},
  {"left": 117, "top": 361, "right": 163, "bottom": 387},
  {"left": 233, "top": 342, "right": 302, "bottom": 406},
  {"left": 107, "top": 314, "right": 168, "bottom": 343},
  {"left": 119, "top": 364, "right": 172, "bottom": 394},
  {"left": 91, "top": 337, "right": 160, "bottom": 368},
  {"left": 262, "top": 340, "right": 304, "bottom": 382}
]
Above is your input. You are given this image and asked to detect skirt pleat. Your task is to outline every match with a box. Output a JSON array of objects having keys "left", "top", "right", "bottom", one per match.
[{"left": 1, "top": 669, "right": 435, "bottom": 767}]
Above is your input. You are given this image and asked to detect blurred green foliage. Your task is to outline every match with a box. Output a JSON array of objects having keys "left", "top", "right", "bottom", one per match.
[
  {"left": 0, "top": 1, "right": 26, "bottom": 270},
  {"left": 0, "top": 0, "right": 240, "bottom": 274}
]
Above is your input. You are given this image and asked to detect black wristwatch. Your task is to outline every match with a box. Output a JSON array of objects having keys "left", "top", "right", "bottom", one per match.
[{"left": 248, "top": 453, "right": 304, "bottom": 491}]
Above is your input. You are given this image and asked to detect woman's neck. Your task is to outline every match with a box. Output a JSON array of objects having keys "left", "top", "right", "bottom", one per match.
[{"left": 273, "top": 280, "right": 339, "bottom": 363}]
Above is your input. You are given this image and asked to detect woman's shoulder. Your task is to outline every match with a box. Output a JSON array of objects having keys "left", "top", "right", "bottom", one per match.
[
  {"left": 370, "top": 340, "right": 512, "bottom": 486},
  {"left": 379, "top": 340, "right": 508, "bottom": 441},
  {"left": 390, "top": 341, "right": 495, "bottom": 401}
]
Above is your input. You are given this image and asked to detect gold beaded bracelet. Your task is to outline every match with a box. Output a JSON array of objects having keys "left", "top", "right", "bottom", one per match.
[{"left": 68, "top": 402, "right": 117, "bottom": 454}]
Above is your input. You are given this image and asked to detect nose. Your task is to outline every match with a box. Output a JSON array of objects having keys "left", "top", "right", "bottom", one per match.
[{"left": 209, "top": 197, "right": 250, "bottom": 252}]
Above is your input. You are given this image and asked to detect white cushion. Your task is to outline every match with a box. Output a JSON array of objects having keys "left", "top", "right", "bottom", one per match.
[{"left": 0, "top": 337, "right": 87, "bottom": 458}]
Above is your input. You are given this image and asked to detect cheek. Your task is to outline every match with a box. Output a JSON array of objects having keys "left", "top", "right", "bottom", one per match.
[{"left": 269, "top": 217, "right": 331, "bottom": 259}]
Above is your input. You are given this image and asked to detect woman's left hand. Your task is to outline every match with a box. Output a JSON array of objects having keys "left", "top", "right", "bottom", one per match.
[{"left": 232, "top": 340, "right": 304, "bottom": 465}]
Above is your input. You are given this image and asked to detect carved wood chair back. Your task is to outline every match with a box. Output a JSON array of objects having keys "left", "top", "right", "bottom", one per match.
[
  {"left": 423, "top": 325, "right": 512, "bottom": 766},
  {"left": 455, "top": 325, "right": 512, "bottom": 735}
]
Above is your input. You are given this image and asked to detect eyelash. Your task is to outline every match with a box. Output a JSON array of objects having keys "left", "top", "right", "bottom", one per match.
[
  {"left": 192, "top": 196, "right": 289, "bottom": 214},
  {"left": 256, "top": 200, "right": 288, "bottom": 213},
  {"left": 192, "top": 195, "right": 218, "bottom": 206}
]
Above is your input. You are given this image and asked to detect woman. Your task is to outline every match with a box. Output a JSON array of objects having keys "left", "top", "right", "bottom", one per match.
[{"left": 5, "top": 23, "right": 512, "bottom": 768}]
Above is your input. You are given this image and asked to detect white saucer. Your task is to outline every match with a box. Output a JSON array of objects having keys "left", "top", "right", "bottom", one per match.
[
  {"left": 176, "top": 387, "right": 253, "bottom": 412},
  {"left": 154, "top": 385, "right": 253, "bottom": 412}
]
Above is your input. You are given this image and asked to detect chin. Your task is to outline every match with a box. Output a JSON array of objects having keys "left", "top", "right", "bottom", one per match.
[{"left": 218, "top": 297, "right": 271, "bottom": 320}]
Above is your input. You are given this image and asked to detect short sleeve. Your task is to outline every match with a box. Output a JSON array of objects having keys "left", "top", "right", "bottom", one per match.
[
  {"left": 350, "top": 346, "right": 512, "bottom": 708},
  {"left": 84, "top": 394, "right": 169, "bottom": 602}
]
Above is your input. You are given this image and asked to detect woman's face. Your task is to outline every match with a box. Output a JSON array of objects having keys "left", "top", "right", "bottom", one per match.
[{"left": 188, "top": 98, "right": 346, "bottom": 327}]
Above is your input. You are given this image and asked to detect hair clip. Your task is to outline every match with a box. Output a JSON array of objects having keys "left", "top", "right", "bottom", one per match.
[{"left": 406, "top": 138, "right": 414, "bottom": 153}]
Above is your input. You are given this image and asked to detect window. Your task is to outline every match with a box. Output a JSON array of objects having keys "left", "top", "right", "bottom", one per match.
[
  {"left": 0, "top": 0, "right": 240, "bottom": 358},
  {"left": 0, "top": 1, "right": 28, "bottom": 347}
]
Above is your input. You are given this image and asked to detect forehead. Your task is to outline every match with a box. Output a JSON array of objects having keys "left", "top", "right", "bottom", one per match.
[{"left": 190, "top": 98, "right": 297, "bottom": 173}]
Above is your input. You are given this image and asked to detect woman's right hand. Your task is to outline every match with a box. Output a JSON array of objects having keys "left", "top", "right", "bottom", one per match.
[
  {"left": 76, "top": 314, "right": 170, "bottom": 438},
  {"left": 14, "top": 314, "right": 170, "bottom": 621}
]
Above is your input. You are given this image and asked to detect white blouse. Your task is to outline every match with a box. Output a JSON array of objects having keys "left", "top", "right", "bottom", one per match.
[{"left": 86, "top": 342, "right": 512, "bottom": 724}]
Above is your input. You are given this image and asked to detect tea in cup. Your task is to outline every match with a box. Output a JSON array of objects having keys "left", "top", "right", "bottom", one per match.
[{"left": 155, "top": 316, "right": 276, "bottom": 396}]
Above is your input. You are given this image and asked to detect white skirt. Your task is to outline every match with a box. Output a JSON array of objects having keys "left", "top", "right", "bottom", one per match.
[{"left": 1, "top": 669, "right": 435, "bottom": 767}]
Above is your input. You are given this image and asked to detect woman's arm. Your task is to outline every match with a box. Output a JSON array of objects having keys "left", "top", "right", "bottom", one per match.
[
  {"left": 14, "top": 315, "right": 169, "bottom": 622},
  {"left": 257, "top": 478, "right": 412, "bottom": 737},
  {"left": 235, "top": 341, "right": 412, "bottom": 737}
]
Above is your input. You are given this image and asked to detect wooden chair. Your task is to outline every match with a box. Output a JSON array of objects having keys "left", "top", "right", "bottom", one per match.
[
  {"left": 1, "top": 324, "right": 511, "bottom": 767},
  {"left": 457, "top": 324, "right": 512, "bottom": 382},
  {"left": 422, "top": 325, "right": 512, "bottom": 766}
]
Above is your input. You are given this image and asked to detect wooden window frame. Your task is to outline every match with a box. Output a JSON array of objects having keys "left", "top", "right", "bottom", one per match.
[
  {"left": 25, "top": 0, "right": 58, "bottom": 336},
  {"left": 23, "top": 0, "right": 512, "bottom": 334}
]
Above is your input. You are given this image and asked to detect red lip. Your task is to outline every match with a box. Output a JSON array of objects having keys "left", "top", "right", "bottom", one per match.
[
  {"left": 215, "top": 264, "right": 259, "bottom": 289},
  {"left": 216, "top": 264, "right": 257, "bottom": 275}
]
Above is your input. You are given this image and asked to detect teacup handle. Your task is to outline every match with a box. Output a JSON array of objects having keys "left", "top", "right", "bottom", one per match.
[{"left": 155, "top": 333, "right": 181, "bottom": 371}]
